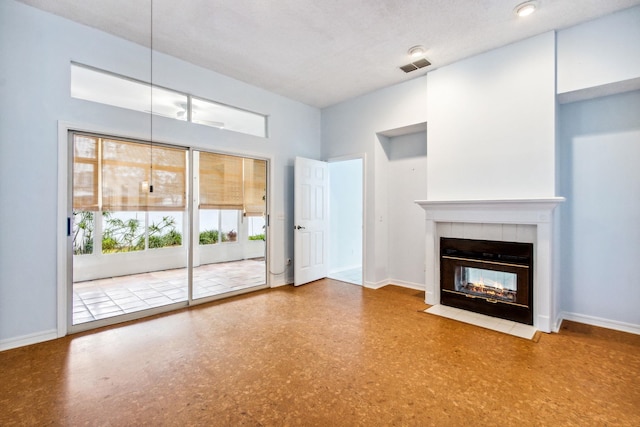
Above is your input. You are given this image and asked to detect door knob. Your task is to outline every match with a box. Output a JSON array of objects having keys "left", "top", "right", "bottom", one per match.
[{"left": 294, "top": 225, "right": 305, "bottom": 230}]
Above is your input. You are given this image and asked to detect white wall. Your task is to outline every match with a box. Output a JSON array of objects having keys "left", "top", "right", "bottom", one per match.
[
  {"left": 328, "top": 159, "right": 362, "bottom": 274},
  {"left": 426, "top": 32, "right": 556, "bottom": 200},
  {"left": 0, "top": 0, "right": 320, "bottom": 347},
  {"left": 558, "top": 90, "right": 640, "bottom": 330},
  {"left": 386, "top": 132, "right": 428, "bottom": 288},
  {"left": 322, "top": 77, "right": 428, "bottom": 287},
  {"left": 4, "top": 1, "right": 639, "bottom": 350},
  {"left": 557, "top": 6, "right": 640, "bottom": 101}
]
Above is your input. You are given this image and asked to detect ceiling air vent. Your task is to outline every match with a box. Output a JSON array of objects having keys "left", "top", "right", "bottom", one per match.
[{"left": 400, "top": 58, "right": 431, "bottom": 73}]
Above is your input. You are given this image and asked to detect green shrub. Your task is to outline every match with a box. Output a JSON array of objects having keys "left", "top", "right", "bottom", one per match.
[
  {"left": 148, "top": 235, "right": 164, "bottom": 249},
  {"left": 102, "top": 213, "right": 144, "bottom": 253},
  {"left": 199, "top": 229, "right": 219, "bottom": 245},
  {"left": 161, "top": 229, "right": 182, "bottom": 247},
  {"left": 145, "top": 216, "right": 182, "bottom": 249},
  {"left": 248, "top": 234, "right": 265, "bottom": 241},
  {"left": 102, "top": 237, "right": 118, "bottom": 252}
]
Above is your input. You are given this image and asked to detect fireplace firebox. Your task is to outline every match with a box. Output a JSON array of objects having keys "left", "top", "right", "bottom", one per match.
[{"left": 440, "top": 238, "right": 533, "bottom": 325}]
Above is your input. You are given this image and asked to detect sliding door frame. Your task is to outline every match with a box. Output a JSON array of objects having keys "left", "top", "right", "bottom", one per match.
[
  {"left": 189, "top": 148, "right": 270, "bottom": 305},
  {"left": 57, "top": 121, "right": 272, "bottom": 337}
]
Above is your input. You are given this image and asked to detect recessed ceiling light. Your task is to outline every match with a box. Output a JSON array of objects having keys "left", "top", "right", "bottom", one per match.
[
  {"left": 514, "top": 1, "right": 538, "bottom": 17},
  {"left": 408, "top": 45, "right": 426, "bottom": 58}
]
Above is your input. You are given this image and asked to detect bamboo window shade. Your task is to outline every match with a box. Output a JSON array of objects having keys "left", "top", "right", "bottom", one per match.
[
  {"left": 243, "top": 158, "right": 266, "bottom": 217},
  {"left": 199, "top": 152, "right": 244, "bottom": 210},
  {"left": 72, "top": 134, "right": 187, "bottom": 212},
  {"left": 72, "top": 135, "right": 99, "bottom": 211}
]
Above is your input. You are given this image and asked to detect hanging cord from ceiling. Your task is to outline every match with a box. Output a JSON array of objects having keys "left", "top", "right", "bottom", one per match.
[{"left": 149, "top": 0, "right": 154, "bottom": 193}]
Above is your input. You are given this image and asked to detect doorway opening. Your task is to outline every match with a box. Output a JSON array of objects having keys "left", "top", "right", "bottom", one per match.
[
  {"left": 293, "top": 156, "right": 364, "bottom": 287},
  {"left": 328, "top": 157, "right": 364, "bottom": 286}
]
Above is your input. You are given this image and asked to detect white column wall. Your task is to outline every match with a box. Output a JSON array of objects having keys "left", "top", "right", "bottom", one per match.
[{"left": 426, "top": 32, "right": 557, "bottom": 201}]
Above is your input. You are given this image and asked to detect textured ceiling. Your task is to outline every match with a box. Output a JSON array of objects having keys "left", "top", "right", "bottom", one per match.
[{"left": 16, "top": 0, "right": 640, "bottom": 108}]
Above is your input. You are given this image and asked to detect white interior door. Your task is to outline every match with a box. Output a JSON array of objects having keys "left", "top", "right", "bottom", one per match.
[{"left": 294, "top": 157, "right": 328, "bottom": 286}]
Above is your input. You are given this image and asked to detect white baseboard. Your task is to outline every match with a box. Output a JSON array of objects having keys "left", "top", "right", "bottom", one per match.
[
  {"left": 559, "top": 311, "right": 640, "bottom": 335},
  {"left": 386, "top": 279, "right": 425, "bottom": 291},
  {"left": 535, "top": 315, "right": 552, "bottom": 334},
  {"left": 553, "top": 315, "right": 564, "bottom": 333},
  {"left": 0, "top": 329, "right": 58, "bottom": 352},
  {"left": 363, "top": 279, "right": 388, "bottom": 290},
  {"left": 363, "top": 278, "right": 425, "bottom": 292}
]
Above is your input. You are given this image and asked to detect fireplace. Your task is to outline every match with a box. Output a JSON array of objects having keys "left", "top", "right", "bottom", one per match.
[
  {"left": 415, "top": 198, "right": 564, "bottom": 332},
  {"left": 440, "top": 237, "right": 533, "bottom": 325}
]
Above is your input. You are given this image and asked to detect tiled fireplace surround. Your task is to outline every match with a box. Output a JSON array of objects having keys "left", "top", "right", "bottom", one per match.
[{"left": 416, "top": 198, "right": 564, "bottom": 333}]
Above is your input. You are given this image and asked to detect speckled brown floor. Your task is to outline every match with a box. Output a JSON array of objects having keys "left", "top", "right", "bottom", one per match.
[{"left": 1, "top": 280, "right": 639, "bottom": 426}]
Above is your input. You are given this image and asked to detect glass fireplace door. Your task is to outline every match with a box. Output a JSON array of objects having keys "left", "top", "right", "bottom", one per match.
[{"left": 440, "top": 237, "right": 534, "bottom": 324}]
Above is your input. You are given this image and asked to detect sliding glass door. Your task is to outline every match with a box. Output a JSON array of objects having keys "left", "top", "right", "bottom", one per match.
[
  {"left": 193, "top": 151, "right": 267, "bottom": 299},
  {"left": 70, "top": 132, "right": 267, "bottom": 330},
  {"left": 71, "top": 134, "right": 189, "bottom": 327}
]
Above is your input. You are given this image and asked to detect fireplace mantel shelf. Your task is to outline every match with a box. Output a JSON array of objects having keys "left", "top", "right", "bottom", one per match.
[
  {"left": 415, "top": 197, "right": 565, "bottom": 333},
  {"left": 415, "top": 197, "right": 565, "bottom": 207},
  {"left": 415, "top": 198, "right": 565, "bottom": 225}
]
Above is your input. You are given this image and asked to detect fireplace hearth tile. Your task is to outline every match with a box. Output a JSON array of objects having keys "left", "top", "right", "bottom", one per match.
[
  {"left": 424, "top": 304, "right": 537, "bottom": 340},
  {"left": 424, "top": 304, "right": 445, "bottom": 316},
  {"left": 509, "top": 323, "right": 537, "bottom": 340},
  {"left": 493, "top": 318, "right": 517, "bottom": 334}
]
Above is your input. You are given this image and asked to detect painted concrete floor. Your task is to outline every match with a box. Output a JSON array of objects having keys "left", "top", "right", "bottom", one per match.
[{"left": 73, "top": 259, "right": 266, "bottom": 324}]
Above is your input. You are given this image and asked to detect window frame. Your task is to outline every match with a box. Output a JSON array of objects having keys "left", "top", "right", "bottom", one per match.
[{"left": 71, "top": 63, "right": 268, "bottom": 138}]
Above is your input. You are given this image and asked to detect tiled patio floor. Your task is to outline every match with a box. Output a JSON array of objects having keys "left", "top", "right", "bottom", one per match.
[{"left": 73, "top": 259, "right": 266, "bottom": 324}]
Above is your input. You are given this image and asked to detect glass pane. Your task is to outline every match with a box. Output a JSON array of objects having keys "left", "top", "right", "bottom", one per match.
[
  {"left": 72, "top": 133, "right": 189, "bottom": 327},
  {"left": 73, "top": 211, "right": 94, "bottom": 255},
  {"left": 456, "top": 266, "right": 517, "bottom": 302},
  {"left": 100, "top": 140, "right": 186, "bottom": 211},
  {"left": 148, "top": 146, "right": 187, "bottom": 211},
  {"left": 199, "top": 209, "right": 220, "bottom": 245},
  {"left": 220, "top": 210, "right": 239, "bottom": 242},
  {"left": 243, "top": 158, "right": 267, "bottom": 216},
  {"left": 72, "top": 135, "right": 98, "bottom": 211},
  {"left": 248, "top": 216, "right": 265, "bottom": 240},
  {"left": 198, "top": 152, "right": 243, "bottom": 210},
  {"left": 102, "top": 211, "right": 146, "bottom": 253},
  {"left": 148, "top": 212, "right": 183, "bottom": 249},
  {"left": 71, "top": 64, "right": 187, "bottom": 120},
  {"left": 192, "top": 97, "right": 266, "bottom": 137},
  {"left": 101, "top": 139, "right": 150, "bottom": 211},
  {"left": 151, "top": 86, "right": 189, "bottom": 121},
  {"left": 71, "top": 64, "right": 267, "bottom": 137}
]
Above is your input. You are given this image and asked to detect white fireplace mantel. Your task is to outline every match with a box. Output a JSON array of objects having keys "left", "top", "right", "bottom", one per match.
[{"left": 415, "top": 198, "right": 565, "bottom": 333}]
